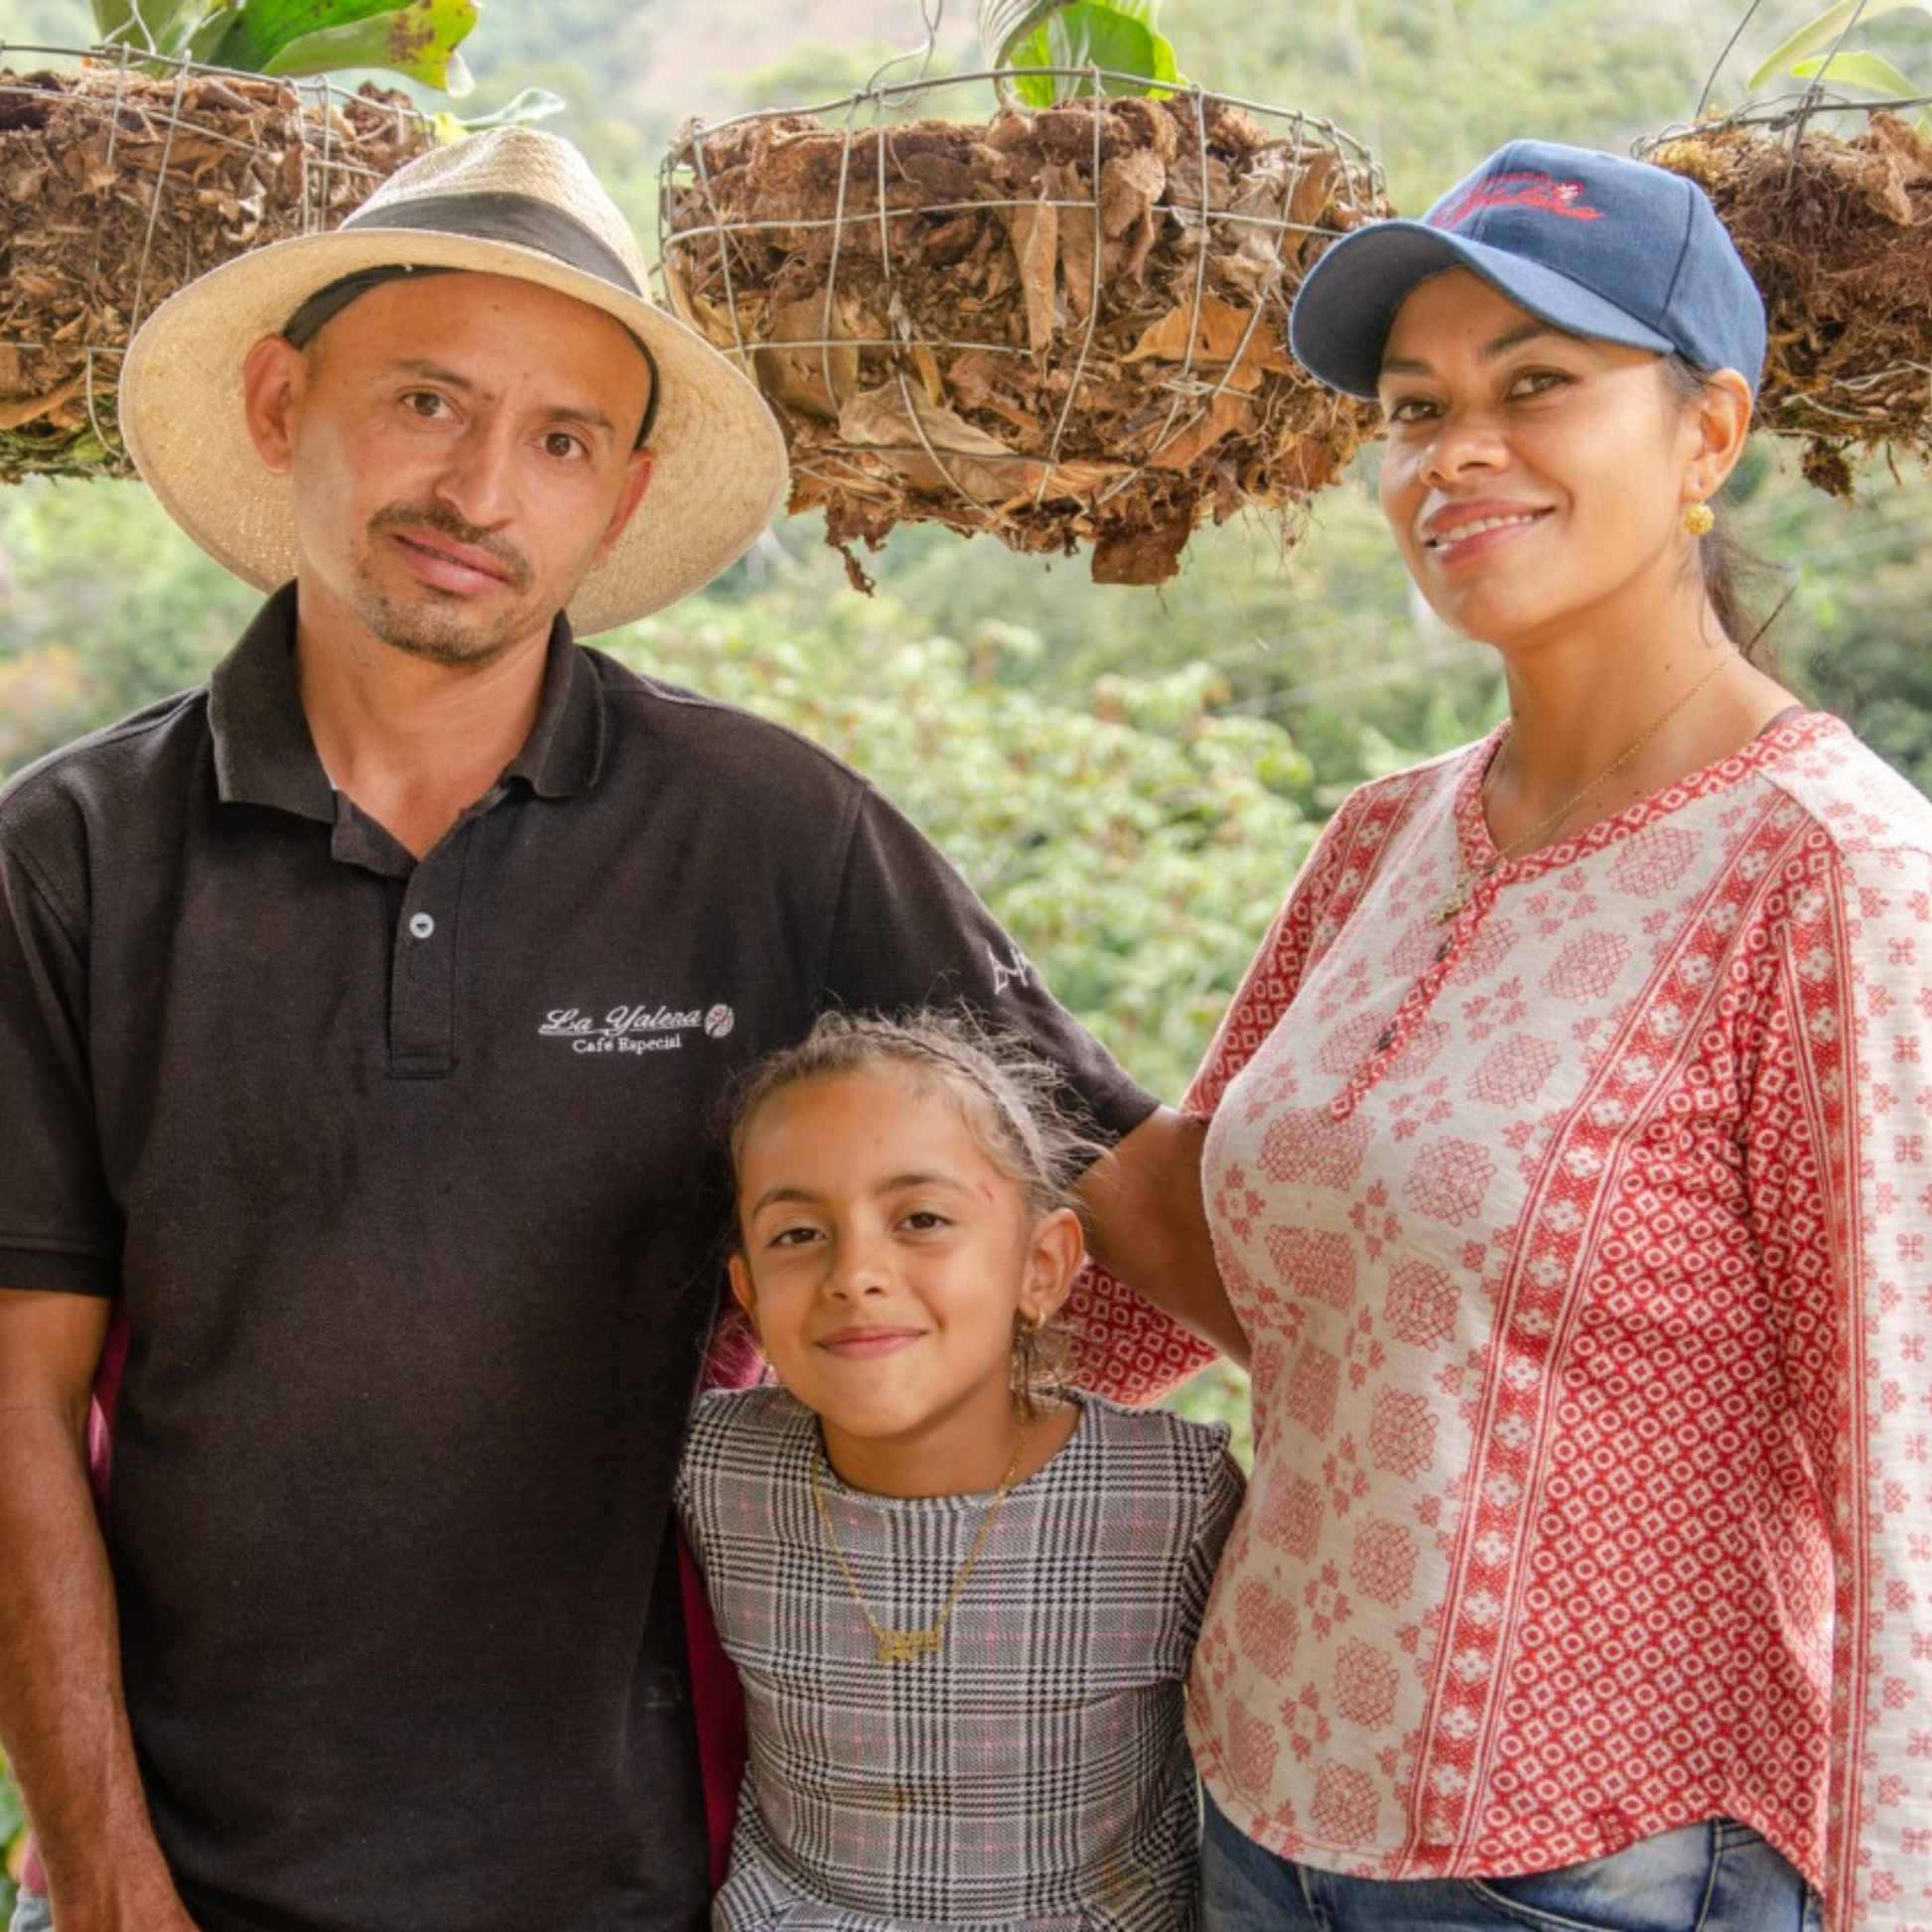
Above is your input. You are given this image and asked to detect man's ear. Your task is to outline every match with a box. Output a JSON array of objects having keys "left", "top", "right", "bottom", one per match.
[
  {"left": 241, "top": 334, "right": 304, "bottom": 475},
  {"left": 593, "top": 450, "right": 653, "bottom": 564}
]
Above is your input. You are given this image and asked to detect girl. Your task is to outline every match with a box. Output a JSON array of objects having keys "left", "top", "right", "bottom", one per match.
[{"left": 677, "top": 1011, "right": 1243, "bottom": 1929}]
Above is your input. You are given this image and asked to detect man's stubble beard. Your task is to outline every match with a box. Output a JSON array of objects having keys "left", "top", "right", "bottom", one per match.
[{"left": 351, "top": 502, "right": 540, "bottom": 668}]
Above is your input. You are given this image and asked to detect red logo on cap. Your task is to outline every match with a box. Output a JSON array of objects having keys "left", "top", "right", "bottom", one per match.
[{"left": 1430, "top": 171, "right": 1602, "bottom": 230}]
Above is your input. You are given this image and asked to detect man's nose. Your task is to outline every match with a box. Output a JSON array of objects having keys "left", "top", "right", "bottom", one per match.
[{"left": 433, "top": 419, "right": 517, "bottom": 524}]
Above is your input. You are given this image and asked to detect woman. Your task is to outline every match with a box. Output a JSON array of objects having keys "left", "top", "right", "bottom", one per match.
[{"left": 1182, "top": 140, "right": 1932, "bottom": 1930}]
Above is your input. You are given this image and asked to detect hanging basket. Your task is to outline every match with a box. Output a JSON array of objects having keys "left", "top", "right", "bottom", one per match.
[
  {"left": 0, "top": 42, "right": 435, "bottom": 482},
  {"left": 657, "top": 71, "right": 1389, "bottom": 588},
  {"left": 1641, "top": 98, "right": 1932, "bottom": 496}
]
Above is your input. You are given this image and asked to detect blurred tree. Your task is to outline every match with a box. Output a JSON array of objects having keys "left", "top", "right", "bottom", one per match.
[
  {"left": 1755, "top": 456, "right": 1932, "bottom": 791},
  {"left": 3, "top": 2, "right": 86, "bottom": 43},
  {"left": 619, "top": 577, "right": 1318, "bottom": 1101},
  {"left": 0, "top": 1757, "right": 20, "bottom": 1920},
  {"left": 0, "top": 481, "right": 258, "bottom": 772}
]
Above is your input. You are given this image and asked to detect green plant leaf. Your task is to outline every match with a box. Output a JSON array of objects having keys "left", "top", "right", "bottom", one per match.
[
  {"left": 428, "top": 83, "right": 563, "bottom": 143},
  {"left": 187, "top": 0, "right": 333, "bottom": 67},
  {"left": 978, "top": 0, "right": 1063, "bottom": 69},
  {"left": 1746, "top": 0, "right": 1932, "bottom": 92},
  {"left": 201, "top": 0, "right": 479, "bottom": 88},
  {"left": 448, "top": 84, "right": 566, "bottom": 129},
  {"left": 89, "top": 0, "right": 207, "bottom": 58},
  {"left": 1791, "top": 47, "right": 1924, "bottom": 92},
  {"left": 1002, "top": 1, "right": 1181, "bottom": 107}
]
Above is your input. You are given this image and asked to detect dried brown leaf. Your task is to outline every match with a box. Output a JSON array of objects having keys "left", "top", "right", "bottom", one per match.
[
  {"left": 0, "top": 66, "right": 432, "bottom": 479},
  {"left": 1647, "top": 112, "right": 1932, "bottom": 483},
  {"left": 660, "top": 91, "right": 1388, "bottom": 581},
  {"left": 1008, "top": 195, "right": 1058, "bottom": 355},
  {"left": 1124, "top": 292, "right": 1291, "bottom": 383}
]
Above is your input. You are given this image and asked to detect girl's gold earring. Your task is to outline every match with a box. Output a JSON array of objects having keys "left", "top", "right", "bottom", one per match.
[
  {"left": 1684, "top": 499, "right": 1716, "bottom": 538},
  {"left": 1011, "top": 1311, "right": 1047, "bottom": 1407}
]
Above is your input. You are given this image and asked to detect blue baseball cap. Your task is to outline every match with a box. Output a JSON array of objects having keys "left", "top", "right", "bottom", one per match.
[{"left": 1289, "top": 139, "right": 1766, "bottom": 400}]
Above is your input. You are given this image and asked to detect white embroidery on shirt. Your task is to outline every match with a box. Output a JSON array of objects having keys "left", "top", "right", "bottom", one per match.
[{"left": 990, "top": 945, "right": 1033, "bottom": 997}]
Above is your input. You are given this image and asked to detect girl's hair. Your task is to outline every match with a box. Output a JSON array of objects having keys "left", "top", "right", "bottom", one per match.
[
  {"left": 728, "top": 1009, "right": 1099, "bottom": 1218},
  {"left": 1661, "top": 353, "right": 1791, "bottom": 671},
  {"left": 725, "top": 1009, "right": 1101, "bottom": 1406}
]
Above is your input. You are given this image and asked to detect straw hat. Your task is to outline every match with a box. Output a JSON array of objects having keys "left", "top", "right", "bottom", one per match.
[{"left": 120, "top": 127, "right": 788, "bottom": 634}]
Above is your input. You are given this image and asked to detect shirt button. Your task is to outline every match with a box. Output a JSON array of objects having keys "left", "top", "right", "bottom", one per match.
[
  {"left": 1375, "top": 1028, "right": 1395, "bottom": 1053},
  {"left": 408, "top": 912, "right": 436, "bottom": 940}
]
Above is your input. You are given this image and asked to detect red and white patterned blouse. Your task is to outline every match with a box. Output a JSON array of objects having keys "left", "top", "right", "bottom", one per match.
[{"left": 1184, "top": 712, "right": 1932, "bottom": 1931}]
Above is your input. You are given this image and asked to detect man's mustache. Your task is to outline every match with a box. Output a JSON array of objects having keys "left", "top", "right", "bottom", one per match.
[{"left": 368, "top": 503, "right": 531, "bottom": 591}]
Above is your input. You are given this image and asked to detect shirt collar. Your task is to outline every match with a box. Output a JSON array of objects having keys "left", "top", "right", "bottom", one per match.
[{"left": 207, "top": 585, "right": 607, "bottom": 817}]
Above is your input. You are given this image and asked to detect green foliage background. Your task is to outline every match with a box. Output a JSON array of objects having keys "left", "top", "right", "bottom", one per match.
[{"left": 8, "top": 0, "right": 1932, "bottom": 1896}]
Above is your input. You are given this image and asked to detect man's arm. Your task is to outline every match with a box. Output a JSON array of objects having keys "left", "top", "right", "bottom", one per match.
[
  {"left": 1075, "top": 1106, "right": 1249, "bottom": 1366},
  {"left": 0, "top": 1289, "right": 197, "bottom": 1931}
]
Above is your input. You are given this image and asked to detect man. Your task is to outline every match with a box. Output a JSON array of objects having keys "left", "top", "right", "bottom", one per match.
[{"left": 0, "top": 129, "right": 1235, "bottom": 1930}]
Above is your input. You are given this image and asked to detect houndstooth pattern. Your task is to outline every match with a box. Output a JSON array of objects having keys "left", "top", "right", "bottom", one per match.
[
  {"left": 679, "top": 1387, "right": 1242, "bottom": 1929},
  {"left": 1183, "top": 713, "right": 1932, "bottom": 1932}
]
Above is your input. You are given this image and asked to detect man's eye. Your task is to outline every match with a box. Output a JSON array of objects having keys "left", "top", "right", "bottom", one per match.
[{"left": 402, "top": 391, "right": 449, "bottom": 419}]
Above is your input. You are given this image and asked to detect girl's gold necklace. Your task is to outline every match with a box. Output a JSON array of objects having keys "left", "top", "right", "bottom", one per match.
[
  {"left": 809, "top": 1412, "right": 1031, "bottom": 1665},
  {"left": 1435, "top": 650, "right": 1735, "bottom": 925}
]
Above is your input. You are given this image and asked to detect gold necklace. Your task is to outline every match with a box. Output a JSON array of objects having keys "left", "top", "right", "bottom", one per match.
[
  {"left": 808, "top": 1415, "right": 1030, "bottom": 1665},
  {"left": 1435, "top": 651, "right": 1735, "bottom": 925}
]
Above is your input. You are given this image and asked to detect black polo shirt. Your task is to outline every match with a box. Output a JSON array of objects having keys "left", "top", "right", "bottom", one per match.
[{"left": 0, "top": 586, "right": 1155, "bottom": 1932}]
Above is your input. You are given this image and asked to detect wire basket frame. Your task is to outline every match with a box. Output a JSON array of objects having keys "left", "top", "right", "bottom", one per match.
[
  {"left": 1639, "top": 83, "right": 1932, "bottom": 492},
  {"left": 0, "top": 42, "right": 433, "bottom": 481},
  {"left": 657, "top": 69, "right": 1389, "bottom": 586}
]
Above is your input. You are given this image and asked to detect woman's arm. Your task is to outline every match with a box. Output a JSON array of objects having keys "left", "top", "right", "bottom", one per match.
[
  {"left": 1076, "top": 1107, "right": 1247, "bottom": 1365},
  {"left": 1059, "top": 782, "right": 1411, "bottom": 1399},
  {"left": 1751, "top": 838, "right": 1932, "bottom": 1931}
]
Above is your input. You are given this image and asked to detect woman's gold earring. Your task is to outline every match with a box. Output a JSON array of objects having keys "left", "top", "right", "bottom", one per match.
[{"left": 1684, "top": 499, "right": 1716, "bottom": 538}]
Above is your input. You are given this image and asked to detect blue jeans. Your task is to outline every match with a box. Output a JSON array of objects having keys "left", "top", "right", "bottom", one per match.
[
  {"left": 7, "top": 1891, "right": 51, "bottom": 1932},
  {"left": 1202, "top": 1796, "right": 1823, "bottom": 1931}
]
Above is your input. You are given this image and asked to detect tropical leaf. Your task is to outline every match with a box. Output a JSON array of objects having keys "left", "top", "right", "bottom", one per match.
[
  {"left": 997, "top": 0, "right": 1182, "bottom": 107},
  {"left": 194, "top": 0, "right": 479, "bottom": 89},
  {"left": 90, "top": 0, "right": 214, "bottom": 57},
  {"left": 1746, "top": 0, "right": 1932, "bottom": 92},
  {"left": 434, "top": 84, "right": 564, "bottom": 136},
  {"left": 259, "top": 19, "right": 475, "bottom": 92},
  {"left": 977, "top": 0, "right": 1062, "bottom": 69},
  {"left": 1790, "top": 48, "right": 1924, "bottom": 93}
]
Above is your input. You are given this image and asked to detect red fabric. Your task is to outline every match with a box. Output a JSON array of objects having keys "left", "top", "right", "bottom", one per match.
[
  {"left": 680, "top": 1527, "right": 746, "bottom": 1892},
  {"left": 684, "top": 1308, "right": 765, "bottom": 1889}
]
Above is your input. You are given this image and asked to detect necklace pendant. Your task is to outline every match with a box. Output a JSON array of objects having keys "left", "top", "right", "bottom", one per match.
[
  {"left": 1435, "top": 877, "right": 1470, "bottom": 924},
  {"left": 876, "top": 1628, "right": 942, "bottom": 1664}
]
